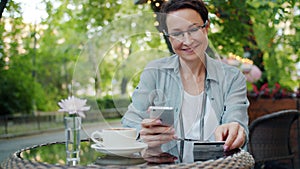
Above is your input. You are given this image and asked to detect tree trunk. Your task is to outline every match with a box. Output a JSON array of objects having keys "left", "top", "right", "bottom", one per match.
[
  {"left": 121, "top": 77, "right": 128, "bottom": 95},
  {"left": 0, "top": 0, "right": 8, "bottom": 20}
]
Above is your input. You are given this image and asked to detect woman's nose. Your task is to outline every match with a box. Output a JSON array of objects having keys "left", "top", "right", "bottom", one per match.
[{"left": 181, "top": 32, "right": 193, "bottom": 45}]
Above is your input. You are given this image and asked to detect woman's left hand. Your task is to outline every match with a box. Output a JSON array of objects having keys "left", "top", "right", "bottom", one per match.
[{"left": 214, "top": 122, "right": 245, "bottom": 151}]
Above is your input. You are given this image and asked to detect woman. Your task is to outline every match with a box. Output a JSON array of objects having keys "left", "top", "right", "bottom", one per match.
[{"left": 122, "top": 0, "right": 249, "bottom": 161}]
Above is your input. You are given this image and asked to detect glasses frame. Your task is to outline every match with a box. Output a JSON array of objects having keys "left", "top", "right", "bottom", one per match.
[{"left": 163, "top": 20, "right": 208, "bottom": 39}]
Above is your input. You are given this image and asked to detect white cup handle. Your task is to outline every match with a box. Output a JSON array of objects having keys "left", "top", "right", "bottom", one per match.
[{"left": 91, "top": 131, "right": 104, "bottom": 146}]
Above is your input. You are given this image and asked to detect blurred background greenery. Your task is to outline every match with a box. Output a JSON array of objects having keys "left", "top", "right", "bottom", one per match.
[{"left": 0, "top": 0, "right": 299, "bottom": 117}]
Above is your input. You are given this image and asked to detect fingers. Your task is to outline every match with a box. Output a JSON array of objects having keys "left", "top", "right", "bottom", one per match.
[
  {"left": 214, "top": 122, "right": 246, "bottom": 151},
  {"left": 140, "top": 118, "right": 175, "bottom": 147},
  {"left": 140, "top": 127, "right": 175, "bottom": 147},
  {"left": 230, "top": 127, "right": 245, "bottom": 150},
  {"left": 141, "top": 133, "right": 174, "bottom": 147},
  {"left": 214, "top": 126, "right": 227, "bottom": 141},
  {"left": 141, "top": 119, "right": 162, "bottom": 128},
  {"left": 141, "top": 125, "right": 175, "bottom": 135},
  {"left": 140, "top": 119, "right": 174, "bottom": 136},
  {"left": 223, "top": 123, "right": 239, "bottom": 150}
]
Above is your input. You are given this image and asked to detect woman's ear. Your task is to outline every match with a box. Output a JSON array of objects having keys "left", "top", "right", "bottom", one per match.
[{"left": 206, "top": 19, "right": 210, "bottom": 30}]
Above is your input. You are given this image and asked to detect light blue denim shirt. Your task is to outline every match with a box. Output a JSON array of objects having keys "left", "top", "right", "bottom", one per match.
[{"left": 121, "top": 54, "right": 249, "bottom": 152}]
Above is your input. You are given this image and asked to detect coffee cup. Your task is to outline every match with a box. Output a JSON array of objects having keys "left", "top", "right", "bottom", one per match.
[{"left": 91, "top": 127, "right": 137, "bottom": 148}]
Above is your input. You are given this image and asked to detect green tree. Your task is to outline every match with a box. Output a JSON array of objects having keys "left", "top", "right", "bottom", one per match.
[
  {"left": 0, "top": 1, "right": 47, "bottom": 115},
  {"left": 72, "top": 0, "right": 167, "bottom": 99},
  {"left": 248, "top": 1, "right": 299, "bottom": 90},
  {"left": 1, "top": 0, "right": 298, "bottom": 116},
  {"left": 140, "top": 0, "right": 300, "bottom": 91},
  {"left": 0, "top": 0, "right": 8, "bottom": 20}
]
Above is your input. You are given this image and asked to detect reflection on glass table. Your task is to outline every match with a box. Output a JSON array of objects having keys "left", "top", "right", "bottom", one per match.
[
  {"left": 19, "top": 139, "right": 147, "bottom": 166},
  {"left": 1, "top": 139, "right": 255, "bottom": 169}
]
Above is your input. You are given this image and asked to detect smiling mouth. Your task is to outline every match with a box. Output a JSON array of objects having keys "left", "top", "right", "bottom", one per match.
[
  {"left": 182, "top": 45, "right": 198, "bottom": 53},
  {"left": 182, "top": 43, "right": 202, "bottom": 53},
  {"left": 182, "top": 48, "right": 193, "bottom": 52}
]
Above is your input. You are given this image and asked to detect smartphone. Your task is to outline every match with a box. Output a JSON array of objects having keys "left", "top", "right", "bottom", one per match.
[{"left": 148, "top": 106, "right": 174, "bottom": 126}]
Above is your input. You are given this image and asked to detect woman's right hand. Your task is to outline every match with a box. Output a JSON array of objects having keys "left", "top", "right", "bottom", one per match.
[{"left": 140, "top": 118, "right": 175, "bottom": 148}]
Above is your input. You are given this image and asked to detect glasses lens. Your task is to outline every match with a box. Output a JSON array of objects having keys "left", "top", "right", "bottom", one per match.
[{"left": 168, "top": 24, "right": 205, "bottom": 41}]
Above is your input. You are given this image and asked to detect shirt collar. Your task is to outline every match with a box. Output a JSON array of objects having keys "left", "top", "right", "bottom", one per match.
[{"left": 205, "top": 54, "right": 222, "bottom": 83}]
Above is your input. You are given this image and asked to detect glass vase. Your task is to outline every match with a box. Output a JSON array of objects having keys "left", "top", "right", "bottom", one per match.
[{"left": 64, "top": 116, "right": 81, "bottom": 166}]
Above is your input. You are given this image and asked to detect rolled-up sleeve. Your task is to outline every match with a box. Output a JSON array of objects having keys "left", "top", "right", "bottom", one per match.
[
  {"left": 223, "top": 69, "right": 250, "bottom": 146},
  {"left": 121, "top": 66, "right": 157, "bottom": 132}
]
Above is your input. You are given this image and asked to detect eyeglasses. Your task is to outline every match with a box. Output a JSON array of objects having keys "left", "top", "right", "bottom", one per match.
[{"left": 163, "top": 20, "right": 208, "bottom": 41}]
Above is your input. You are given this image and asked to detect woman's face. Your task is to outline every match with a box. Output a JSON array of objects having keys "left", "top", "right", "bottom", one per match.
[{"left": 166, "top": 8, "right": 208, "bottom": 62}]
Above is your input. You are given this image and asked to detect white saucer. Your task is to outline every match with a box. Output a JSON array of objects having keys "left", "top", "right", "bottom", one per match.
[{"left": 91, "top": 142, "right": 148, "bottom": 156}]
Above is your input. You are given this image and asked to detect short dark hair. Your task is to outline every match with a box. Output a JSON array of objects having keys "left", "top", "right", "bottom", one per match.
[{"left": 158, "top": 0, "right": 208, "bottom": 32}]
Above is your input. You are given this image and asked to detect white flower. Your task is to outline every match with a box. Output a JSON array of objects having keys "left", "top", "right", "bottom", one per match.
[{"left": 58, "top": 96, "right": 90, "bottom": 118}]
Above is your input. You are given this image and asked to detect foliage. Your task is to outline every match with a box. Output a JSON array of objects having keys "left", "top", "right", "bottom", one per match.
[
  {"left": 208, "top": 0, "right": 299, "bottom": 91},
  {"left": 247, "top": 1, "right": 299, "bottom": 91},
  {"left": 208, "top": 0, "right": 251, "bottom": 56},
  {"left": 0, "top": 70, "right": 33, "bottom": 115},
  {"left": 21, "top": 142, "right": 104, "bottom": 165},
  {"left": 1, "top": 6, "right": 31, "bottom": 115},
  {"left": 96, "top": 96, "right": 131, "bottom": 110},
  {"left": 72, "top": 1, "right": 167, "bottom": 98},
  {"left": 0, "top": 0, "right": 299, "bottom": 116}
]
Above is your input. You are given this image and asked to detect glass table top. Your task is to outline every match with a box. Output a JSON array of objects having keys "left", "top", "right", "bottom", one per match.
[
  {"left": 19, "top": 140, "right": 148, "bottom": 166},
  {"left": 14, "top": 139, "right": 250, "bottom": 168}
]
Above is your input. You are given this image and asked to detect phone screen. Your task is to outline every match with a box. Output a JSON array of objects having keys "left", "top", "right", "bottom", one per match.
[{"left": 149, "top": 106, "right": 174, "bottom": 126}]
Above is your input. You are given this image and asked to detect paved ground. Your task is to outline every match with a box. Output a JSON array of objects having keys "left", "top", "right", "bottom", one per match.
[{"left": 0, "top": 121, "right": 122, "bottom": 163}]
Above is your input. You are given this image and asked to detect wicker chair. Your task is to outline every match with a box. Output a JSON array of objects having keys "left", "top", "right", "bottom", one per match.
[{"left": 248, "top": 109, "right": 300, "bottom": 169}]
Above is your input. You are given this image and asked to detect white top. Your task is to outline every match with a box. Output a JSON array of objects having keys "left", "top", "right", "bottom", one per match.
[{"left": 179, "top": 91, "right": 219, "bottom": 163}]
